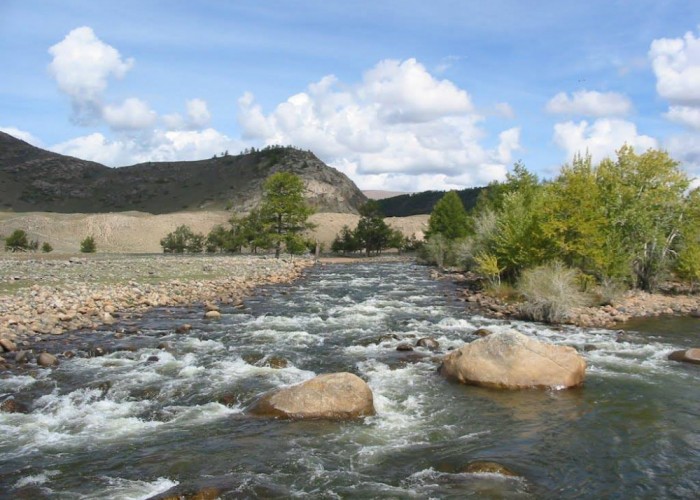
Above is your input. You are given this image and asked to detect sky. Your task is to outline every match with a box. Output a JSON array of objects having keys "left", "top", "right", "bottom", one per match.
[{"left": 1, "top": 0, "right": 700, "bottom": 192}]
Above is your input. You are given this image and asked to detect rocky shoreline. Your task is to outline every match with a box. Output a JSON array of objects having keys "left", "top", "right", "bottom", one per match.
[
  {"left": 0, "top": 254, "right": 314, "bottom": 352},
  {"left": 436, "top": 269, "right": 700, "bottom": 328}
]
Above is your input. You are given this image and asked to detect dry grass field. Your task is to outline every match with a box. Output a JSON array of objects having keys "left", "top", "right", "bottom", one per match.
[{"left": 0, "top": 211, "right": 429, "bottom": 254}]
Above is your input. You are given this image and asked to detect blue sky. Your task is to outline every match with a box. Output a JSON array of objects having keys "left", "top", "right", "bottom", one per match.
[{"left": 1, "top": 0, "right": 699, "bottom": 191}]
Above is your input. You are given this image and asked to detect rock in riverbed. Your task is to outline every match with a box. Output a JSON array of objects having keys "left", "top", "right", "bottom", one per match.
[
  {"left": 439, "top": 330, "right": 586, "bottom": 390},
  {"left": 37, "top": 352, "right": 58, "bottom": 367},
  {"left": 668, "top": 348, "right": 700, "bottom": 365},
  {"left": 249, "top": 372, "right": 375, "bottom": 420}
]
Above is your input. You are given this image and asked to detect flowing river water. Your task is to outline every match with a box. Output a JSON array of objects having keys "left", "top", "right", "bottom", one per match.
[{"left": 1, "top": 261, "right": 699, "bottom": 498}]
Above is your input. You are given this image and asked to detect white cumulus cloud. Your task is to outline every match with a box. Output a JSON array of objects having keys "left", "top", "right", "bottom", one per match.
[
  {"left": 546, "top": 90, "right": 632, "bottom": 117},
  {"left": 0, "top": 126, "right": 43, "bottom": 147},
  {"left": 186, "top": 98, "right": 211, "bottom": 128},
  {"left": 48, "top": 26, "right": 134, "bottom": 124},
  {"left": 237, "top": 58, "right": 516, "bottom": 190},
  {"left": 51, "top": 129, "right": 244, "bottom": 167},
  {"left": 665, "top": 105, "right": 700, "bottom": 129},
  {"left": 553, "top": 119, "right": 658, "bottom": 163},
  {"left": 649, "top": 29, "right": 700, "bottom": 105},
  {"left": 102, "top": 98, "right": 157, "bottom": 130}
]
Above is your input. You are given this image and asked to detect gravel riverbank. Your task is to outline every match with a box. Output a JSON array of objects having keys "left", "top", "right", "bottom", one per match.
[
  {"left": 436, "top": 269, "right": 700, "bottom": 328},
  {"left": 0, "top": 254, "right": 313, "bottom": 348}
]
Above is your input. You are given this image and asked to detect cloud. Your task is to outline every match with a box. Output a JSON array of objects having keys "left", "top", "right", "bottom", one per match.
[
  {"left": 48, "top": 26, "right": 134, "bottom": 124},
  {"left": 102, "top": 98, "right": 157, "bottom": 130},
  {"left": 649, "top": 29, "right": 700, "bottom": 105},
  {"left": 665, "top": 105, "right": 700, "bottom": 129},
  {"left": 553, "top": 118, "right": 658, "bottom": 163},
  {"left": 186, "top": 99, "right": 211, "bottom": 128},
  {"left": 161, "top": 98, "right": 212, "bottom": 130},
  {"left": 666, "top": 133, "right": 700, "bottom": 179},
  {"left": 237, "top": 58, "right": 515, "bottom": 189},
  {"left": 494, "top": 102, "right": 515, "bottom": 119},
  {"left": 0, "top": 126, "right": 43, "bottom": 147},
  {"left": 546, "top": 90, "right": 632, "bottom": 117},
  {"left": 51, "top": 129, "right": 244, "bottom": 167}
]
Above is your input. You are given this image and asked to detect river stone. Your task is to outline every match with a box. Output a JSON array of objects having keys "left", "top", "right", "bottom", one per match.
[
  {"left": 175, "top": 323, "right": 192, "bottom": 334},
  {"left": 462, "top": 461, "right": 519, "bottom": 477},
  {"left": 472, "top": 328, "right": 493, "bottom": 337},
  {"left": 0, "top": 398, "right": 27, "bottom": 413},
  {"left": 0, "top": 338, "right": 17, "bottom": 352},
  {"left": 416, "top": 337, "right": 440, "bottom": 350},
  {"left": 204, "top": 310, "right": 221, "bottom": 320},
  {"left": 37, "top": 352, "right": 58, "bottom": 367},
  {"left": 396, "top": 343, "right": 414, "bottom": 352},
  {"left": 249, "top": 372, "right": 375, "bottom": 420},
  {"left": 667, "top": 348, "right": 700, "bottom": 365},
  {"left": 439, "top": 330, "right": 586, "bottom": 390}
]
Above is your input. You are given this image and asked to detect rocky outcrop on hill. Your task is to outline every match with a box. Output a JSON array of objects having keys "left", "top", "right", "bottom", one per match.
[
  {"left": 0, "top": 132, "right": 366, "bottom": 214},
  {"left": 439, "top": 330, "right": 586, "bottom": 390}
]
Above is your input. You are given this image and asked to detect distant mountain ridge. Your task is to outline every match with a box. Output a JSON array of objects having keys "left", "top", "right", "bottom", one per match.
[{"left": 0, "top": 132, "right": 367, "bottom": 214}]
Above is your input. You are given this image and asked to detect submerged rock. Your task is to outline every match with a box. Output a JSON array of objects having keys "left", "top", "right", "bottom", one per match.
[
  {"left": 462, "top": 461, "right": 520, "bottom": 477},
  {"left": 249, "top": 372, "right": 375, "bottom": 420},
  {"left": 668, "top": 348, "right": 700, "bottom": 365},
  {"left": 439, "top": 330, "right": 586, "bottom": 390},
  {"left": 0, "top": 398, "right": 27, "bottom": 413},
  {"left": 396, "top": 343, "right": 414, "bottom": 352},
  {"left": 416, "top": 337, "right": 440, "bottom": 350},
  {"left": 175, "top": 323, "right": 192, "bottom": 334}
]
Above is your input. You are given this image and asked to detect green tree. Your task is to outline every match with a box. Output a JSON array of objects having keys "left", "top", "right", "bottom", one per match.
[
  {"left": 5, "top": 229, "right": 30, "bottom": 252},
  {"left": 354, "top": 201, "right": 392, "bottom": 256},
  {"left": 160, "top": 225, "right": 204, "bottom": 253},
  {"left": 260, "top": 172, "right": 314, "bottom": 258},
  {"left": 597, "top": 146, "right": 690, "bottom": 291},
  {"left": 80, "top": 236, "right": 97, "bottom": 253},
  {"left": 427, "top": 191, "right": 470, "bottom": 240},
  {"left": 331, "top": 225, "right": 360, "bottom": 254},
  {"left": 241, "top": 209, "right": 272, "bottom": 254}
]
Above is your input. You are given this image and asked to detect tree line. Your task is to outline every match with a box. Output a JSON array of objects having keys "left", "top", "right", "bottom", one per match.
[{"left": 422, "top": 147, "right": 700, "bottom": 321}]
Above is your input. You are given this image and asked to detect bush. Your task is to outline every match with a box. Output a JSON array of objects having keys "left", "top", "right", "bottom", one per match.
[
  {"left": 517, "top": 261, "right": 590, "bottom": 323},
  {"left": 5, "top": 229, "right": 30, "bottom": 252},
  {"left": 80, "top": 236, "right": 97, "bottom": 253},
  {"left": 41, "top": 242, "right": 53, "bottom": 253}
]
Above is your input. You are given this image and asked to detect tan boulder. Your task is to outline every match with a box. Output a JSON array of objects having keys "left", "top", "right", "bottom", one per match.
[
  {"left": 439, "top": 330, "right": 586, "bottom": 390},
  {"left": 668, "top": 348, "right": 700, "bottom": 365},
  {"left": 204, "top": 310, "right": 221, "bottom": 320},
  {"left": 249, "top": 372, "right": 375, "bottom": 420}
]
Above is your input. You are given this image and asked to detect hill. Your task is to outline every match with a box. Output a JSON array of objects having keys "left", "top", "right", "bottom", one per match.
[
  {"left": 376, "top": 187, "right": 485, "bottom": 217},
  {"left": 0, "top": 132, "right": 366, "bottom": 214}
]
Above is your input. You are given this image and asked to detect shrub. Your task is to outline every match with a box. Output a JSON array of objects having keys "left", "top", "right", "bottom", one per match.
[
  {"left": 517, "top": 261, "right": 590, "bottom": 323},
  {"left": 80, "top": 236, "right": 97, "bottom": 253},
  {"left": 41, "top": 242, "right": 53, "bottom": 253},
  {"left": 474, "top": 252, "right": 503, "bottom": 287},
  {"left": 5, "top": 229, "right": 30, "bottom": 252}
]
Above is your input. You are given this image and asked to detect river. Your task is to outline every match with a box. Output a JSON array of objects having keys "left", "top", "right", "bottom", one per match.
[{"left": 1, "top": 261, "right": 698, "bottom": 498}]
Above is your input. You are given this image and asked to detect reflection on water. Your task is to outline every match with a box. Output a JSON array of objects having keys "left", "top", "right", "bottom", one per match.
[{"left": 0, "top": 262, "right": 698, "bottom": 498}]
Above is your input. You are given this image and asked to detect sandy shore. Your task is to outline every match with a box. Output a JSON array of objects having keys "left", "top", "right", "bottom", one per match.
[{"left": 0, "top": 254, "right": 314, "bottom": 348}]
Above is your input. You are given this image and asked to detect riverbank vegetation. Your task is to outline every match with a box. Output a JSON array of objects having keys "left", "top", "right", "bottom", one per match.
[
  {"left": 161, "top": 172, "right": 316, "bottom": 257},
  {"left": 422, "top": 146, "right": 700, "bottom": 322},
  {"left": 330, "top": 200, "right": 410, "bottom": 256}
]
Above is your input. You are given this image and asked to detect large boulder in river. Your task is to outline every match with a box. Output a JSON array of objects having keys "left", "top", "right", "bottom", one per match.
[
  {"left": 668, "top": 348, "right": 700, "bottom": 365},
  {"left": 249, "top": 372, "right": 375, "bottom": 420},
  {"left": 439, "top": 330, "right": 586, "bottom": 390}
]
